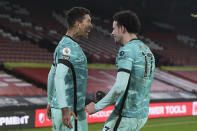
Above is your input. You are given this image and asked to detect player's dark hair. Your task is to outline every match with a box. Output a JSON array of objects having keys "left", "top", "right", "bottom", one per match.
[
  {"left": 66, "top": 7, "right": 90, "bottom": 28},
  {"left": 113, "top": 10, "right": 141, "bottom": 34}
]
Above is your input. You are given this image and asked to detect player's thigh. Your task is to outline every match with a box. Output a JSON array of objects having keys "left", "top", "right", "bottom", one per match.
[
  {"left": 78, "top": 118, "right": 88, "bottom": 131},
  {"left": 51, "top": 108, "right": 63, "bottom": 131},
  {"left": 102, "top": 115, "right": 119, "bottom": 131},
  {"left": 135, "top": 117, "right": 148, "bottom": 131},
  {"left": 61, "top": 117, "right": 87, "bottom": 131},
  {"left": 103, "top": 117, "right": 148, "bottom": 131},
  {"left": 119, "top": 117, "right": 148, "bottom": 131},
  {"left": 51, "top": 108, "right": 75, "bottom": 131},
  {"left": 102, "top": 117, "right": 132, "bottom": 131}
]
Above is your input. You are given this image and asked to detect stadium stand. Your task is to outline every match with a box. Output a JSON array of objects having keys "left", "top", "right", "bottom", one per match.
[
  {"left": 1, "top": 0, "right": 172, "bottom": 64},
  {"left": 13, "top": 67, "right": 49, "bottom": 86},
  {"left": 11, "top": 67, "right": 197, "bottom": 101},
  {"left": 0, "top": 0, "right": 196, "bottom": 94},
  {"left": 1, "top": 0, "right": 196, "bottom": 65},
  {"left": 0, "top": 36, "right": 52, "bottom": 64},
  {"left": 168, "top": 70, "right": 197, "bottom": 84},
  {"left": 155, "top": 69, "right": 197, "bottom": 93},
  {"left": 146, "top": 32, "right": 197, "bottom": 66},
  {"left": 0, "top": 71, "right": 46, "bottom": 96}
]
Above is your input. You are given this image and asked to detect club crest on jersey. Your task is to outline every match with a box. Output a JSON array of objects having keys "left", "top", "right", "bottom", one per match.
[
  {"left": 118, "top": 50, "right": 127, "bottom": 60},
  {"left": 119, "top": 51, "right": 125, "bottom": 56},
  {"left": 62, "top": 47, "right": 71, "bottom": 55}
]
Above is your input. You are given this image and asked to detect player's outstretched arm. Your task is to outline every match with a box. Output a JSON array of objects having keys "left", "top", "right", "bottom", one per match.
[{"left": 87, "top": 71, "right": 130, "bottom": 114}]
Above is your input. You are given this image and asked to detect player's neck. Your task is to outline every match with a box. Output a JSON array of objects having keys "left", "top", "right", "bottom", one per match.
[
  {"left": 66, "top": 29, "right": 82, "bottom": 42},
  {"left": 122, "top": 33, "right": 137, "bottom": 46}
]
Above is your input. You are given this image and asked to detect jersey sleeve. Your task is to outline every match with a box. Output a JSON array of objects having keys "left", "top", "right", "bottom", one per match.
[
  {"left": 54, "top": 64, "right": 72, "bottom": 109},
  {"left": 55, "top": 44, "right": 78, "bottom": 109},
  {"left": 95, "top": 71, "right": 130, "bottom": 111},
  {"left": 47, "top": 65, "right": 55, "bottom": 104},
  {"left": 57, "top": 44, "right": 78, "bottom": 63}
]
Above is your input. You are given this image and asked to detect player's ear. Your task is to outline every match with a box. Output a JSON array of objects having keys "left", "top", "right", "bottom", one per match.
[
  {"left": 120, "top": 25, "right": 124, "bottom": 33},
  {"left": 74, "top": 21, "right": 80, "bottom": 28},
  {"left": 121, "top": 26, "right": 127, "bottom": 33}
]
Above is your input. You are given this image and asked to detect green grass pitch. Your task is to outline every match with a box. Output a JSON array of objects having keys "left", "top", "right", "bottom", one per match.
[{"left": 4, "top": 116, "right": 197, "bottom": 131}]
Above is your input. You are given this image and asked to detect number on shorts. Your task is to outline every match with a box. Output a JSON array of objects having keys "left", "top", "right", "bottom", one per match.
[{"left": 104, "top": 126, "right": 110, "bottom": 131}]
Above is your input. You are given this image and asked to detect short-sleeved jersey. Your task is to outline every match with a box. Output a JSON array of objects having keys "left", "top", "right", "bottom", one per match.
[
  {"left": 114, "top": 39, "right": 155, "bottom": 118},
  {"left": 50, "top": 35, "right": 88, "bottom": 115}
]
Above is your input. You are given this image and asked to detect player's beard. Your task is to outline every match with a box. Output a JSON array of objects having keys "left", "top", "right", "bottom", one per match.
[
  {"left": 115, "top": 40, "right": 122, "bottom": 45},
  {"left": 80, "top": 28, "right": 90, "bottom": 39},
  {"left": 114, "top": 37, "right": 123, "bottom": 46},
  {"left": 72, "top": 32, "right": 83, "bottom": 41}
]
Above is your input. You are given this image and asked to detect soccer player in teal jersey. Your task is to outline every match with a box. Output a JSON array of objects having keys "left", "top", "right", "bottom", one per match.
[
  {"left": 86, "top": 10, "right": 155, "bottom": 131},
  {"left": 47, "top": 7, "right": 92, "bottom": 131}
]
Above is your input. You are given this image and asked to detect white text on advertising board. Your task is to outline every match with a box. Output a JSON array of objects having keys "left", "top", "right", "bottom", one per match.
[{"left": 0, "top": 115, "right": 29, "bottom": 126}]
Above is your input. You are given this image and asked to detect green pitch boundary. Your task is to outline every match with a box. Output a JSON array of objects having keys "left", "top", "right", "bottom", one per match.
[
  {"left": 3, "top": 62, "right": 52, "bottom": 70},
  {"left": 3, "top": 62, "right": 197, "bottom": 72},
  {"left": 3, "top": 62, "right": 116, "bottom": 70},
  {"left": 160, "top": 66, "right": 197, "bottom": 71}
]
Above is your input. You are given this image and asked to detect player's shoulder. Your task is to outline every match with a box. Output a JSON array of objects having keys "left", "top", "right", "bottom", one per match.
[
  {"left": 118, "top": 42, "right": 137, "bottom": 56},
  {"left": 117, "top": 46, "right": 134, "bottom": 61},
  {"left": 56, "top": 36, "right": 81, "bottom": 60},
  {"left": 133, "top": 40, "right": 150, "bottom": 50},
  {"left": 60, "top": 36, "right": 78, "bottom": 47},
  {"left": 58, "top": 36, "right": 79, "bottom": 51}
]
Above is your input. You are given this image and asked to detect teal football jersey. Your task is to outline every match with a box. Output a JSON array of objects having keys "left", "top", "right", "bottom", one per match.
[
  {"left": 114, "top": 39, "right": 155, "bottom": 118},
  {"left": 49, "top": 35, "right": 88, "bottom": 118}
]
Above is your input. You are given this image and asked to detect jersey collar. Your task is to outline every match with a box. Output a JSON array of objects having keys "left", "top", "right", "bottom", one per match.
[
  {"left": 129, "top": 38, "right": 139, "bottom": 42},
  {"left": 64, "top": 35, "right": 78, "bottom": 43}
]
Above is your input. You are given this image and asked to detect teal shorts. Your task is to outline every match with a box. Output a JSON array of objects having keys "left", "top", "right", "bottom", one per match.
[
  {"left": 51, "top": 108, "right": 88, "bottom": 131},
  {"left": 103, "top": 112, "right": 148, "bottom": 131}
]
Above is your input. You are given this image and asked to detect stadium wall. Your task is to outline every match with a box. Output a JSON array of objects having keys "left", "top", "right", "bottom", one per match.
[{"left": 0, "top": 101, "right": 197, "bottom": 129}]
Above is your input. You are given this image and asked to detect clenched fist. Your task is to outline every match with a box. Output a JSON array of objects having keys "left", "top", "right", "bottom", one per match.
[{"left": 86, "top": 102, "right": 97, "bottom": 115}]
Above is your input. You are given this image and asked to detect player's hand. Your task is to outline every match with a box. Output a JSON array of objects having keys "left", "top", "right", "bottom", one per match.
[
  {"left": 46, "top": 104, "right": 51, "bottom": 120},
  {"left": 61, "top": 107, "right": 78, "bottom": 128},
  {"left": 86, "top": 102, "right": 97, "bottom": 115}
]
